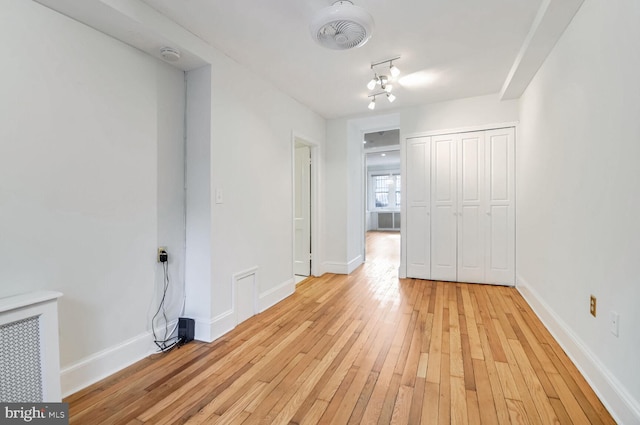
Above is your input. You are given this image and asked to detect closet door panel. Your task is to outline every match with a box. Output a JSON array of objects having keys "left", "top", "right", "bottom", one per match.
[
  {"left": 458, "top": 132, "right": 485, "bottom": 283},
  {"left": 488, "top": 205, "right": 509, "bottom": 270},
  {"left": 406, "top": 137, "right": 431, "bottom": 279},
  {"left": 431, "top": 134, "right": 457, "bottom": 281},
  {"left": 485, "top": 128, "right": 515, "bottom": 285}
]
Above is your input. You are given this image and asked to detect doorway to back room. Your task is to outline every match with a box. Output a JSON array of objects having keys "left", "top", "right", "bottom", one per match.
[
  {"left": 364, "top": 129, "right": 400, "bottom": 268},
  {"left": 294, "top": 139, "right": 312, "bottom": 283}
]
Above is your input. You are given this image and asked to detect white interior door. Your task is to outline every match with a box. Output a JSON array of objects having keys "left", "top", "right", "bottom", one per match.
[
  {"left": 294, "top": 145, "right": 311, "bottom": 276},
  {"left": 484, "top": 128, "right": 515, "bottom": 284},
  {"left": 431, "top": 134, "right": 457, "bottom": 281},
  {"left": 457, "top": 132, "right": 486, "bottom": 283},
  {"left": 405, "top": 137, "right": 431, "bottom": 279}
]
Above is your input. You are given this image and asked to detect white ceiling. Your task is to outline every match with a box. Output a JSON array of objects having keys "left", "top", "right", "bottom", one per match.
[
  {"left": 139, "top": 0, "right": 541, "bottom": 118},
  {"left": 364, "top": 129, "right": 400, "bottom": 167},
  {"left": 35, "top": 0, "right": 585, "bottom": 119},
  {"left": 366, "top": 150, "right": 400, "bottom": 168}
]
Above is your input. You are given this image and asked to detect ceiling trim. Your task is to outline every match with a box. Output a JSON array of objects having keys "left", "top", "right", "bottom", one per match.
[
  {"left": 34, "top": 0, "right": 214, "bottom": 71},
  {"left": 34, "top": 0, "right": 583, "bottom": 114},
  {"left": 500, "top": 0, "right": 585, "bottom": 100}
]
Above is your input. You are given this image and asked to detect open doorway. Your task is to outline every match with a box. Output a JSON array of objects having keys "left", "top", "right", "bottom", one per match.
[
  {"left": 294, "top": 138, "right": 312, "bottom": 284},
  {"left": 363, "top": 129, "right": 401, "bottom": 267}
]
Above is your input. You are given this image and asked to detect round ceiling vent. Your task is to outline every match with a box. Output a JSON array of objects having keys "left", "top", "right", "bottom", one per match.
[{"left": 310, "top": 1, "right": 374, "bottom": 50}]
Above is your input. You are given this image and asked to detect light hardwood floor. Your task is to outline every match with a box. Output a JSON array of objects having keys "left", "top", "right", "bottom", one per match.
[{"left": 65, "top": 231, "right": 615, "bottom": 424}]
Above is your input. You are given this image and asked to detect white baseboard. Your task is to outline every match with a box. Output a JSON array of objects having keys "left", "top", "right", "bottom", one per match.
[
  {"left": 194, "top": 310, "right": 235, "bottom": 343},
  {"left": 60, "top": 277, "right": 299, "bottom": 398},
  {"left": 322, "top": 261, "right": 348, "bottom": 274},
  {"left": 195, "top": 276, "right": 296, "bottom": 342},
  {"left": 60, "top": 329, "right": 157, "bottom": 398},
  {"left": 259, "top": 278, "right": 295, "bottom": 312},
  {"left": 516, "top": 275, "right": 640, "bottom": 425},
  {"left": 346, "top": 255, "right": 363, "bottom": 274},
  {"left": 323, "top": 255, "right": 364, "bottom": 275},
  {"left": 398, "top": 263, "right": 406, "bottom": 279}
]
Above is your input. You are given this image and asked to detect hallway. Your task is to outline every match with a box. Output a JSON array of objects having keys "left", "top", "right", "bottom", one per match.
[{"left": 365, "top": 230, "right": 400, "bottom": 267}]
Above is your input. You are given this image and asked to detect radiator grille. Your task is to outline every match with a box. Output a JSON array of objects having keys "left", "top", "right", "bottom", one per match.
[{"left": 0, "top": 316, "right": 43, "bottom": 402}]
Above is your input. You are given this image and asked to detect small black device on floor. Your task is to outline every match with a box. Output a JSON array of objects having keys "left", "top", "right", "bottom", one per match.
[{"left": 178, "top": 317, "right": 195, "bottom": 345}]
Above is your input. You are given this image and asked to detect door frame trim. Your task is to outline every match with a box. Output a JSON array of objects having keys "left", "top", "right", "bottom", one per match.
[{"left": 291, "top": 131, "right": 321, "bottom": 277}]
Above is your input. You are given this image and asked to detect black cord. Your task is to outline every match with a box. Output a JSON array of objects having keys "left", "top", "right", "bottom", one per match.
[
  {"left": 152, "top": 257, "right": 175, "bottom": 352},
  {"left": 162, "top": 261, "right": 169, "bottom": 343}
]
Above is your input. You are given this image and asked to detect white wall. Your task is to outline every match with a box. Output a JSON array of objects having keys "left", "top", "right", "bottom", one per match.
[
  {"left": 0, "top": 0, "right": 186, "bottom": 396},
  {"left": 400, "top": 93, "right": 519, "bottom": 136},
  {"left": 323, "top": 120, "right": 349, "bottom": 271},
  {"left": 346, "top": 121, "right": 364, "bottom": 270},
  {"left": 184, "top": 51, "right": 326, "bottom": 340},
  {"left": 210, "top": 53, "right": 325, "bottom": 316},
  {"left": 156, "top": 60, "right": 187, "bottom": 347},
  {"left": 184, "top": 66, "right": 213, "bottom": 338},
  {"left": 517, "top": 0, "right": 640, "bottom": 422}
]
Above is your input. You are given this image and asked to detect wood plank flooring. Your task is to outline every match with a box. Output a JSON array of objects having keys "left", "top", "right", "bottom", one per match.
[{"left": 65, "top": 231, "right": 615, "bottom": 424}]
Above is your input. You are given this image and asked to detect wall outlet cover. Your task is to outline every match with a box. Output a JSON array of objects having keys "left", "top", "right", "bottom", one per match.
[
  {"left": 610, "top": 311, "right": 619, "bottom": 337},
  {"left": 589, "top": 295, "right": 597, "bottom": 317}
]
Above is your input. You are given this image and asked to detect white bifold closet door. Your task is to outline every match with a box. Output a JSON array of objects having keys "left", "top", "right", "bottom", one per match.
[
  {"left": 431, "top": 134, "right": 457, "bottom": 282},
  {"left": 484, "top": 128, "right": 515, "bottom": 284},
  {"left": 404, "top": 127, "right": 515, "bottom": 285},
  {"left": 457, "top": 132, "right": 486, "bottom": 283},
  {"left": 405, "top": 137, "right": 431, "bottom": 279}
]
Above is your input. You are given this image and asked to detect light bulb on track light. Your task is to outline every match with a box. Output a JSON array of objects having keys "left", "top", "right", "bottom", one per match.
[
  {"left": 384, "top": 84, "right": 393, "bottom": 93},
  {"left": 387, "top": 93, "right": 396, "bottom": 103},
  {"left": 367, "top": 76, "right": 378, "bottom": 90},
  {"left": 368, "top": 98, "right": 376, "bottom": 110},
  {"left": 390, "top": 63, "right": 400, "bottom": 78}
]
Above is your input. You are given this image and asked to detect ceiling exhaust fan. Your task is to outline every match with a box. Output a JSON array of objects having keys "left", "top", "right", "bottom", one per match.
[{"left": 309, "top": 1, "right": 374, "bottom": 50}]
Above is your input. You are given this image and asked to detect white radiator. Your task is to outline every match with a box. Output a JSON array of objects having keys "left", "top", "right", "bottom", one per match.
[{"left": 0, "top": 291, "right": 63, "bottom": 402}]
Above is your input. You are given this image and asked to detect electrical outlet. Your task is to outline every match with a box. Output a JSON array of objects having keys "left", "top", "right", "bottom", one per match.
[
  {"left": 589, "top": 295, "right": 597, "bottom": 317},
  {"left": 157, "top": 246, "right": 167, "bottom": 263},
  {"left": 610, "top": 311, "right": 619, "bottom": 337}
]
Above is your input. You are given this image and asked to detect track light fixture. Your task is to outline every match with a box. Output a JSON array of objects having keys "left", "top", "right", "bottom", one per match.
[{"left": 366, "top": 57, "right": 400, "bottom": 109}]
